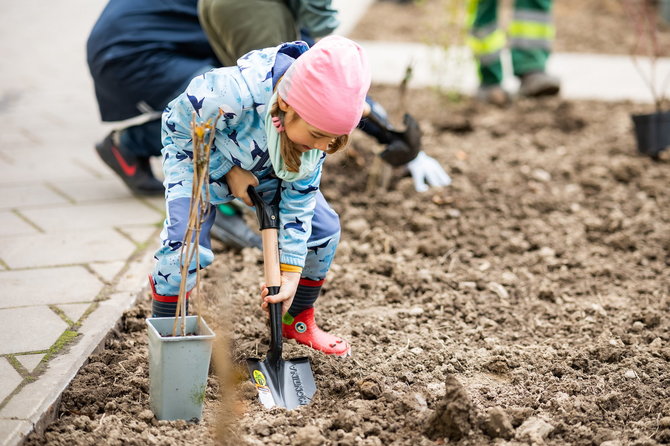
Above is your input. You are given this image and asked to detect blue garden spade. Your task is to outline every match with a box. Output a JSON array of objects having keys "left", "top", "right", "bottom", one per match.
[{"left": 245, "top": 185, "right": 317, "bottom": 410}]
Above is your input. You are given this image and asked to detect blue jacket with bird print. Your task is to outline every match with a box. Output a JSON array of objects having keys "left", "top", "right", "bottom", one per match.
[{"left": 161, "top": 41, "right": 325, "bottom": 268}]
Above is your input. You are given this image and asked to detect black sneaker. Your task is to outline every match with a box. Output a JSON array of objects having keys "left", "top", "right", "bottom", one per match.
[
  {"left": 210, "top": 204, "right": 262, "bottom": 250},
  {"left": 95, "top": 131, "right": 164, "bottom": 196}
]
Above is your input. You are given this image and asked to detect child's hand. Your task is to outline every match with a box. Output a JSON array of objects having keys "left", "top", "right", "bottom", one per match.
[
  {"left": 259, "top": 271, "right": 301, "bottom": 315},
  {"left": 224, "top": 166, "right": 259, "bottom": 206}
]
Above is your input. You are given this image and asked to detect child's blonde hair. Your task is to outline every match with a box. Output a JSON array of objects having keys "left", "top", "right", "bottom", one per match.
[{"left": 270, "top": 101, "right": 349, "bottom": 173}]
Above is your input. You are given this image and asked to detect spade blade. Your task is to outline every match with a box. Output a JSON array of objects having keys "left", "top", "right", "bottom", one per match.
[{"left": 247, "top": 356, "right": 316, "bottom": 410}]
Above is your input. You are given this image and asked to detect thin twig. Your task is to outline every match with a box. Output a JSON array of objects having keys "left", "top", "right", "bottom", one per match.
[
  {"left": 93, "top": 414, "right": 106, "bottom": 433},
  {"left": 172, "top": 109, "right": 222, "bottom": 336},
  {"left": 623, "top": 0, "right": 669, "bottom": 109},
  {"left": 382, "top": 338, "right": 411, "bottom": 365}
]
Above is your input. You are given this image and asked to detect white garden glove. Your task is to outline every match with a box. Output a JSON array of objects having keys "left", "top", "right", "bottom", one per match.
[{"left": 406, "top": 151, "right": 452, "bottom": 192}]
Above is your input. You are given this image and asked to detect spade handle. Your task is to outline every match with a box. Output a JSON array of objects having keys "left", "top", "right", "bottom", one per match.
[{"left": 248, "top": 186, "right": 283, "bottom": 366}]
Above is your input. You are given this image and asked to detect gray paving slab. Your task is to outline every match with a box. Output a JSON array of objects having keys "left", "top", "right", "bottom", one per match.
[
  {"left": 50, "top": 178, "right": 134, "bottom": 203},
  {"left": 0, "top": 126, "right": 37, "bottom": 150},
  {"left": 548, "top": 53, "right": 670, "bottom": 103},
  {"left": 56, "top": 304, "right": 91, "bottom": 324},
  {"left": 0, "top": 229, "right": 137, "bottom": 269},
  {"left": 142, "top": 196, "right": 167, "bottom": 213},
  {"left": 148, "top": 157, "right": 166, "bottom": 182},
  {"left": 0, "top": 212, "right": 40, "bottom": 237},
  {"left": 0, "top": 244, "right": 155, "bottom": 435},
  {"left": 119, "top": 225, "right": 162, "bottom": 245},
  {"left": 0, "top": 184, "right": 69, "bottom": 210},
  {"left": 110, "top": 251, "right": 159, "bottom": 295},
  {"left": 0, "top": 0, "right": 145, "bottom": 443},
  {"left": 14, "top": 355, "right": 45, "bottom": 374},
  {"left": 0, "top": 307, "right": 68, "bottom": 355},
  {"left": 0, "top": 420, "right": 32, "bottom": 446},
  {"left": 0, "top": 150, "right": 100, "bottom": 184},
  {"left": 20, "top": 200, "right": 162, "bottom": 232},
  {"left": 332, "top": 0, "right": 375, "bottom": 37},
  {"left": 88, "top": 261, "right": 127, "bottom": 284},
  {"left": 0, "top": 267, "right": 104, "bottom": 308},
  {"left": 0, "top": 359, "right": 22, "bottom": 403}
]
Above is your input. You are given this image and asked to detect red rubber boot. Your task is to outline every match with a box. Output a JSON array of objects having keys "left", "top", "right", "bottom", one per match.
[
  {"left": 282, "top": 308, "right": 351, "bottom": 357},
  {"left": 148, "top": 275, "right": 189, "bottom": 317}
]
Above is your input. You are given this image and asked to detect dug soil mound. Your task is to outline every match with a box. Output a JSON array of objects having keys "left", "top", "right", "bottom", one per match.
[{"left": 25, "top": 88, "right": 670, "bottom": 445}]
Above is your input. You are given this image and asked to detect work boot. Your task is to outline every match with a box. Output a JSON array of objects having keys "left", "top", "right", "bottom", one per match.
[
  {"left": 282, "top": 308, "right": 351, "bottom": 357},
  {"left": 476, "top": 84, "right": 510, "bottom": 107},
  {"left": 149, "top": 275, "right": 189, "bottom": 318},
  {"left": 95, "top": 131, "right": 164, "bottom": 196},
  {"left": 518, "top": 71, "right": 561, "bottom": 97},
  {"left": 210, "top": 203, "right": 262, "bottom": 250}
]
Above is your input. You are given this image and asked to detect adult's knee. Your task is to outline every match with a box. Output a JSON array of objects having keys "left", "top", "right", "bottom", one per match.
[{"left": 199, "top": 0, "right": 297, "bottom": 65}]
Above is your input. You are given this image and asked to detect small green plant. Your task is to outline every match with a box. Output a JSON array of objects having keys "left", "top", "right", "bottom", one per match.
[
  {"left": 44, "top": 330, "right": 79, "bottom": 362},
  {"left": 417, "top": 0, "right": 470, "bottom": 99},
  {"left": 191, "top": 383, "right": 207, "bottom": 406}
]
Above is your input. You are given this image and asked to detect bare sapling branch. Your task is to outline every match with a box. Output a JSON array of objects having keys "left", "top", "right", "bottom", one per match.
[
  {"left": 624, "top": 0, "right": 669, "bottom": 111},
  {"left": 172, "top": 108, "right": 224, "bottom": 337}
]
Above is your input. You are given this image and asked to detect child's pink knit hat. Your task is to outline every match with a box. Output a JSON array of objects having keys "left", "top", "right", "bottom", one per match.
[{"left": 277, "top": 36, "right": 371, "bottom": 136}]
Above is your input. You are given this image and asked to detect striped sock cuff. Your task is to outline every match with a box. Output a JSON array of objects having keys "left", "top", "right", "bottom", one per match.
[
  {"left": 152, "top": 299, "right": 189, "bottom": 318},
  {"left": 288, "top": 279, "right": 324, "bottom": 317}
]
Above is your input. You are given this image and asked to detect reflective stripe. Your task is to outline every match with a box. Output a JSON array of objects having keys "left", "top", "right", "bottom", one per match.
[
  {"left": 471, "top": 22, "right": 498, "bottom": 39},
  {"left": 467, "top": 28, "right": 506, "bottom": 56},
  {"left": 479, "top": 49, "right": 502, "bottom": 64},
  {"left": 509, "top": 37, "right": 552, "bottom": 50},
  {"left": 465, "top": 0, "right": 479, "bottom": 27},
  {"left": 508, "top": 20, "right": 555, "bottom": 41},
  {"left": 513, "top": 9, "right": 552, "bottom": 24}
]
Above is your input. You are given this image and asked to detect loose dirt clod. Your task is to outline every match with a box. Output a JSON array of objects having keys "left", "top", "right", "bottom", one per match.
[
  {"left": 480, "top": 406, "right": 514, "bottom": 440},
  {"left": 425, "top": 375, "right": 473, "bottom": 441},
  {"left": 294, "top": 425, "right": 325, "bottom": 446},
  {"left": 358, "top": 376, "right": 383, "bottom": 400},
  {"left": 516, "top": 416, "right": 555, "bottom": 444}
]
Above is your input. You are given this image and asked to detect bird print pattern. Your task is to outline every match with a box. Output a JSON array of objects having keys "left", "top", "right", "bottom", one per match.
[{"left": 152, "top": 41, "right": 337, "bottom": 296}]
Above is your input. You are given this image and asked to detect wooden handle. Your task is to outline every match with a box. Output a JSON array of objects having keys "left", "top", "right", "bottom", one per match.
[{"left": 262, "top": 229, "right": 281, "bottom": 287}]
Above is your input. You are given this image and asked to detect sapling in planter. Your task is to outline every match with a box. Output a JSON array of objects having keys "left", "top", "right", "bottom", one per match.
[
  {"left": 146, "top": 110, "right": 222, "bottom": 421},
  {"left": 625, "top": 0, "right": 670, "bottom": 158}
]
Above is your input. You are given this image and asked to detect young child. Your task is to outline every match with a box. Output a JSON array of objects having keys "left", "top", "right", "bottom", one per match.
[{"left": 149, "top": 35, "right": 371, "bottom": 357}]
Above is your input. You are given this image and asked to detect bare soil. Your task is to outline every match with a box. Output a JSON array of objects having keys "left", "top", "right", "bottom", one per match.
[
  {"left": 24, "top": 2, "right": 670, "bottom": 445},
  {"left": 25, "top": 88, "right": 670, "bottom": 445}
]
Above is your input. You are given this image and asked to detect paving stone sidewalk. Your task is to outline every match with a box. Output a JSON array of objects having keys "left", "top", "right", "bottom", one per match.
[
  {"left": 0, "top": 1, "right": 165, "bottom": 444},
  {"left": 359, "top": 41, "right": 670, "bottom": 104},
  {"left": 1, "top": 1, "right": 667, "bottom": 445}
]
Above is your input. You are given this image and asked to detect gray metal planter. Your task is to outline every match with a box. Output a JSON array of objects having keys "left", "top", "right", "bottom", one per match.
[{"left": 146, "top": 316, "right": 215, "bottom": 421}]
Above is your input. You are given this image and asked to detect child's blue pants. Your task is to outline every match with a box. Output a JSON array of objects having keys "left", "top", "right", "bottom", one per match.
[{"left": 151, "top": 190, "right": 340, "bottom": 296}]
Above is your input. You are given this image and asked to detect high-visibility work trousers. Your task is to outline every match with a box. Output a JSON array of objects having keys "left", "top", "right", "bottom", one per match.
[{"left": 467, "top": 0, "right": 554, "bottom": 86}]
